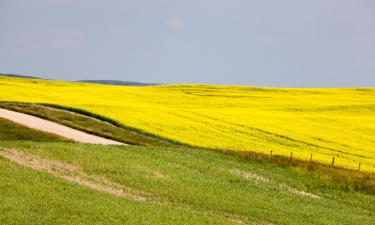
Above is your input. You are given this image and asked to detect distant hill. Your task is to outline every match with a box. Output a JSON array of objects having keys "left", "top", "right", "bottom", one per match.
[
  {"left": 0, "top": 73, "right": 41, "bottom": 79},
  {"left": 78, "top": 80, "right": 161, "bottom": 86},
  {"left": 0, "top": 74, "right": 160, "bottom": 86}
]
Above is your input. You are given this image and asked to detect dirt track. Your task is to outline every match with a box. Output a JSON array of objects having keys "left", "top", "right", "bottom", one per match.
[{"left": 0, "top": 108, "right": 124, "bottom": 145}]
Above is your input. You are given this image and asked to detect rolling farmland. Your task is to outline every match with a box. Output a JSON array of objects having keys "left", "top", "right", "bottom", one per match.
[
  {"left": 0, "top": 76, "right": 375, "bottom": 225},
  {"left": 1, "top": 76, "right": 375, "bottom": 171}
]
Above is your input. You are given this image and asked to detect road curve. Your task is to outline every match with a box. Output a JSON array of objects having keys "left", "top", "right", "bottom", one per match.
[{"left": 0, "top": 108, "right": 124, "bottom": 145}]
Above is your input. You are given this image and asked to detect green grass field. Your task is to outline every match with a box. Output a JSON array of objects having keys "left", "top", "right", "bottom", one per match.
[{"left": 0, "top": 117, "right": 374, "bottom": 225}]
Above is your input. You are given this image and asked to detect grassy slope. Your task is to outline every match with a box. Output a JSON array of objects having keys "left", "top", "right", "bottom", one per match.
[
  {"left": 0, "top": 154, "right": 228, "bottom": 225},
  {"left": 0, "top": 141, "right": 374, "bottom": 225},
  {"left": 0, "top": 117, "right": 374, "bottom": 224},
  {"left": 0, "top": 116, "right": 226, "bottom": 224},
  {"left": 0, "top": 102, "right": 175, "bottom": 147},
  {"left": 0, "top": 77, "right": 374, "bottom": 171}
]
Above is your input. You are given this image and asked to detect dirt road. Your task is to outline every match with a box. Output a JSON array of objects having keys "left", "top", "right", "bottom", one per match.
[{"left": 0, "top": 108, "right": 124, "bottom": 145}]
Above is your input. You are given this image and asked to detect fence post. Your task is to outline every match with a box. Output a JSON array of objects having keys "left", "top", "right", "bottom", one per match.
[
  {"left": 270, "top": 150, "right": 273, "bottom": 156},
  {"left": 310, "top": 153, "right": 313, "bottom": 162},
  {"left": 358, "top": 163, "right": 361, "bottom": 171},
  {"left": 331, "top": 157, "right": 335, "bottom": 166}
]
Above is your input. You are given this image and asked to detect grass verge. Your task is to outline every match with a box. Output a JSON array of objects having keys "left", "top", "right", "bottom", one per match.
[
  {"left": 215, "top": 149, "right": 375, "bottom": 194},
  {"left": 0, "top": 101, "right": 177, "bottom": 147}
]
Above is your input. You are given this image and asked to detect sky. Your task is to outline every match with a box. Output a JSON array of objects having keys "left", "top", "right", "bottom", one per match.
[{"left": 0, "top": 0, "right": 374, "bottom": 87}]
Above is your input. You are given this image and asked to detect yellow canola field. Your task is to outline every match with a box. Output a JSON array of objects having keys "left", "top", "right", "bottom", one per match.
[{"left": 1, "top": 76, "right": 375, "bottom": 171}]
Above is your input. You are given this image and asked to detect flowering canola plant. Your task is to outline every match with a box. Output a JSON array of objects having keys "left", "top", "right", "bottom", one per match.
[{"left": 1, "top": 76, "right": 375, "bottom": 171}]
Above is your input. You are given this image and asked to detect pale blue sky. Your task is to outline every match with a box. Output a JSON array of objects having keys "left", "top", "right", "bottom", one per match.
[{"left": 1, "top": 0, "right": 374, "bottom": 87}]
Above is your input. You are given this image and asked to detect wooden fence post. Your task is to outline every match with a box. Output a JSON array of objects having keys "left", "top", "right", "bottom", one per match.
[
  {"left": 331, "top": 157, "right": 335, "bottom": 166},
  {"left": 358, "top": 163, "right": 361, "bottom": 171},
  {"left": 270, "top": 150, "right": 273, "bottom": 156},
  {"left": 310, "top": 153, "right": 313, "bottom": 162}
]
